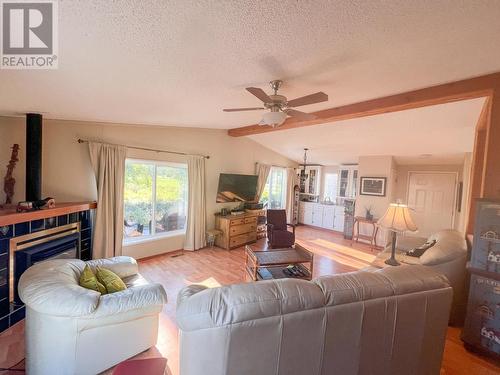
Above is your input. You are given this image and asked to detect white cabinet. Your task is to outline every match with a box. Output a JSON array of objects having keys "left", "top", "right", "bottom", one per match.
[
  {"left": 333, "top": 206, "right": 345, "bottom": 232},
  {"left": 322, "top": 206, "right": 335, "bottom": 229},
  {"left": 299, "top": 202, "right": 318, "bottom": 226},
  {"left": 304, "top": 208, "right": 313, "bottom": 225},
  {"left": 338, "top": 168, "right": 358, "bottom": 198},
  {"left": 335, "top": 206, "right": 345, "bottom": 232},
  {"left": 334, "top": 215, "right": 344, "bottom": 232},
  {"left": 298, "top": 207, "right": 305, "bottom": 224},
  {"left": 299, "top": 202, "right": 344, "bottom": 232},
  {"left": 296, "top": 166, "right": 322, "bottom": 196},
  {"left": 300, "top": 202, "right": 314, "bottom": 225},
  {"left": 308, "top": 167, "right": 321, "bottom": 196},
  {"left": 312, "top": 204, "right": 324, "bottom": 227}
]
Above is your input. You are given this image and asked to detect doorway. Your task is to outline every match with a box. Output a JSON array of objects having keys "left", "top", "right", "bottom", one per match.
[{"left": 406, "top": 172, "right": 458, "bottom": 237}]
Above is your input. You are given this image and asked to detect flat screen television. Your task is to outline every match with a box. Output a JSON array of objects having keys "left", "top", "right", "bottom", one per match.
[{"left": 216, "top": 173, "right": 258, "bottom": 203}]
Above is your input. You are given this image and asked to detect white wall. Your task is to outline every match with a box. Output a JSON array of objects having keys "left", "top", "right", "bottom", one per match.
[
  {"left": 0, "top": 116, "right": 296, "bottom": 258},
  {"left": 355, "top": 155, "right": 396, "bottom": 246},
  {"left": 0, "top": 116, "right": 25, "bottom": 203}
]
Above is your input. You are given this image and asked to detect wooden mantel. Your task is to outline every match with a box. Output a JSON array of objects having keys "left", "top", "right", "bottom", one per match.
[{"left": 0, "top": 201, "right": 97, "bottom": 226}]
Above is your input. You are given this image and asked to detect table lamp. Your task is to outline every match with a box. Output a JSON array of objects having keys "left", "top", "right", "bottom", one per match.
[{"left": 377, "top": 203, "right": 418, "bottom": 266}]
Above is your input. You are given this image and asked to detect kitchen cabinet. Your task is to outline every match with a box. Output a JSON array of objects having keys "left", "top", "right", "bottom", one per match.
[
  {"left": 338, "top": 167, "right": 358, "bottom": 199},
  {"left": 299, "top": 202, "right": 344, "bottom": 232},
  {"left": 308, "top": 168, "right": 320, "bottom": 195},
  {"left": 322, "top": 206, "right": 335, "bottom": 229},
  {"left": 302, "top": 203, "right": 313, "bottom": 225},
  {"left": 312, "top": 204, "right": 324, "bottom": 226},
  {"left": 334, "top": 211, "right": 345, "bottom": 232},
  {"left": 298, "top": 207, "right": 305, "bottom": 224},
  {"left": 296, "top": 166, "right": 322, "bottom": 196}
]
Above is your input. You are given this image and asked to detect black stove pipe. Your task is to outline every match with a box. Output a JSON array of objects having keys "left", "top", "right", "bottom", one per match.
[{"left": 25, "top": 113, "right": 42, "bottom": 201}]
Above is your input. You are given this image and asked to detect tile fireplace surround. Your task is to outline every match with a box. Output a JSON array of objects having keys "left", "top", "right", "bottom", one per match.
[{"left": 0, "top": 202, "right": 96, "bottom": 333}]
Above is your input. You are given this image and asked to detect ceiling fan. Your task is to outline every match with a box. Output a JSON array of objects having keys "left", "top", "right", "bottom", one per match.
[{"left": 223, "top": 80, "right": 328, "bottom": 127}]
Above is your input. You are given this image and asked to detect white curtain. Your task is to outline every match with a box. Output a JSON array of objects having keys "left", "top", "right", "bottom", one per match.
[
  {"left": 88, "top": 142, "right": 127, "bottom": 259},
  {"left": 255, "top": 163, "right": 271, "bottom": 202},
  {"left": 285, "top": 167, "right": 297, "bottom": 223},
  {"left": 184, "top": 155, "right": 206, "bottom": 251}
]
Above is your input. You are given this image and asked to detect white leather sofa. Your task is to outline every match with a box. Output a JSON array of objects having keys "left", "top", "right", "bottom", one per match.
[
  {"left": 371, "top": 229, "right": 468, "bottom": 325},
  {"left": 177, "top": 265, "right": 452, "bottom": 375},
  {"left": 18, "top": 256, "right": 167, "bottom": 375}
]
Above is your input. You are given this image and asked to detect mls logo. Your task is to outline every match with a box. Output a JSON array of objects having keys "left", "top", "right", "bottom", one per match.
[{"left": 1, "top": 0, "right": 58, "bottom": 69}]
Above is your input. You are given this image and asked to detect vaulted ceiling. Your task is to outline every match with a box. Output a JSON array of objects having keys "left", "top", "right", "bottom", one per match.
[{"left": 0, "top": 1, "right": 500, "bottom": 129}]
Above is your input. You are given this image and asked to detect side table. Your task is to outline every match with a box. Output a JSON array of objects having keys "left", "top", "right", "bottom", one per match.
[{"left": 353, "top": 216, "right": 379, "bottom": 250}]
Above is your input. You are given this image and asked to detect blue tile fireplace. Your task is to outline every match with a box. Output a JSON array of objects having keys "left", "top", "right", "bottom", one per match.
[{"left": 0, "top": 202, "right": 96, "bottom": 333}]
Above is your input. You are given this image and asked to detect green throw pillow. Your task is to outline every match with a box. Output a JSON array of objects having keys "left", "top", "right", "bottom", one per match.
[
  {"left": 96, "top": 267, "right": 127, "bottom": 294},
  {"left": 79, "top": 265, "right": 107, "bottom": 294}
]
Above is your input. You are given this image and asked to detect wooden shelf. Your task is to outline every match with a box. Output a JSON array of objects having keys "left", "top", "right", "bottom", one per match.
[
  {"left": 256, "top": 264, "right": 311, "bottom": 281},
  {"left": 466, "top": 262, "right": 500, "bottom": 281},
  {"left": 0, "top": 202, "right": 97, "bottom": 226}
]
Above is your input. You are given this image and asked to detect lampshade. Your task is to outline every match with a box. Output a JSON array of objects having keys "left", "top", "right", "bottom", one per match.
[
  {"left": 262, "top": 111, "right": 287, "bottom": 127},
  {"left": 377, "top": 203, "right": 418, "bottom": 232}
]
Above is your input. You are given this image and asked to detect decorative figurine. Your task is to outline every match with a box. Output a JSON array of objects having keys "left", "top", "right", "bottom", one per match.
[
  {"left": 3, "top": 144, "right": 20, "bottom": 205},
  {"left": 16, "top": 197, "right": 55, "bottom": 212}
]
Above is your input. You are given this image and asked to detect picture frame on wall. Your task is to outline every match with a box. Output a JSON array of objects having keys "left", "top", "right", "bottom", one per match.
[{"left": 360, "top": 177, "right": 387, "bottom": 196}]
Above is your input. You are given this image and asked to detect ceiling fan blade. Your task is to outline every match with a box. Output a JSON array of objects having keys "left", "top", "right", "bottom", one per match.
[
  {"left": 246, "top": 87, "right": 273, "bottom": 103},
  {"left": 287, "top": 92, "right": 328, "bottom": 107},
  {"left": 223, "top": 107, "right": 265, "bottom": 112},
  {"left": 285, "top": 109, "right": 317, "bottom": 121}
]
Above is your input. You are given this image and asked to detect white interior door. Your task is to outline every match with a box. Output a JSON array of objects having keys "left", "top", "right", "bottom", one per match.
[{"left": 407, "top": 172, "right": 457, "bottom": 237}]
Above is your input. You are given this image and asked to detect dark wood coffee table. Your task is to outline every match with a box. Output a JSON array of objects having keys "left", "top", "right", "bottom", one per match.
[{"left": 245, "top": 244, "right": 314, "bottom": 281}]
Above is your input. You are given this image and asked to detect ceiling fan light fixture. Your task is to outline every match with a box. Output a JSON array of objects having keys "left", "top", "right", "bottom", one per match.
[
  {"left": 262, "top": 111, "right": 287, "bottom": 127},
  {"left": 224, "top": 80, "right": 327, "bottom": 125}
]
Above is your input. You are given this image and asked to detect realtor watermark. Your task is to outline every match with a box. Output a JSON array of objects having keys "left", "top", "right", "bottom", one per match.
[{"left": 1, "top": 0, "right": 58, "bottom": 69}]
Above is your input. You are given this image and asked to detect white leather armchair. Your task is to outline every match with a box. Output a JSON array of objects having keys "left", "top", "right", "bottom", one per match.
[{"left": 18, "top": 256, "right": 167, "bottom": 375}]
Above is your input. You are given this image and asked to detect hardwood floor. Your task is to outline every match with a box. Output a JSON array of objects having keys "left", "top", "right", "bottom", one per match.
[{"left": 0, "top": 225, "right": 499, "bottom": 374}]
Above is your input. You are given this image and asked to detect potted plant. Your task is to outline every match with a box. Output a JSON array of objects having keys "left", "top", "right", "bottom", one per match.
[{"left": 365, "top": 206, "right": 373, "bottom": 221}]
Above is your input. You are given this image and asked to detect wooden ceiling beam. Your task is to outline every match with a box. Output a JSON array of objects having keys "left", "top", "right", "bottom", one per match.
[{"left": 228, "top": 72, "right": 500, "bottom": 137}]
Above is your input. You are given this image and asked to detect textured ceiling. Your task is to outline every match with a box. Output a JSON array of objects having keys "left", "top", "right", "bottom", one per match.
[
  {"left": 0, "top": 1, "right": 499, "bottom": 128},
  {"left": 249, "top": 98, "right": 485, "bottom": 165}
]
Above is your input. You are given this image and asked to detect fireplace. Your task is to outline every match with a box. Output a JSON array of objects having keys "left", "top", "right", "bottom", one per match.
[
  {"left": 0, "top": 204, "right": 95, "bottom": 333},
  {"left": 9, "top": 223, "right": 80, "bottom": 303}
]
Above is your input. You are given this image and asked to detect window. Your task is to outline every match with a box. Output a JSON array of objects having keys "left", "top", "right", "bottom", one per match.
[
  {"left": 123, "top": 159, "right": 188, "bottom": 243},
  {"left": 323, "top": 172, "right": 338, "bottom": 201},
  {"left": 260, "top": 167, "right": 287, "bottom": 209}
]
